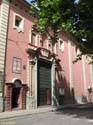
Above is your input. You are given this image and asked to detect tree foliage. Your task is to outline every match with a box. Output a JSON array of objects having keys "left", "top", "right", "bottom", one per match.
[{"left": 30, "top": 0, "right": 93, "bottom": 55}]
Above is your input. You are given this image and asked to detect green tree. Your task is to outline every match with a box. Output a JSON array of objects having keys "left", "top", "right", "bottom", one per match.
[
  {"left": 73, "top": 0, "right": 93, "bottom": 55},
  {"left": 30, "top": 0, "right": 93, "bottom": 55}
]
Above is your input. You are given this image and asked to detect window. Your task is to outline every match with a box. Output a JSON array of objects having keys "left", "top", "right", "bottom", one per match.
[
  {"left": 29, "top": 28, "right": 37, "bottom": 45},
  {"left": 75, "top": 48, "right": 82, "bottom": 60},
  {"left": 47, "top": 37, "right": 52, "bottom": 52},
  {"left": 13, "top": 13, "right": 24, "bottom": 32},
  {"left": 48, "top": 43, "right": 52, "bottom": 52},
  {"left": 12, "top": 57, "right": 22, "bottom": 74},
  {"left": 59, "top": 39, "right": 64, "bottom": 52},
  {"left": 39, "top": 35, "right": 43, "bottom": 47},
  {"left": 40, "top": 39, "right": 43, "bottom": 47},
  {"left": 76, "top": 48, "right": 80, "bottom": 56},
  {"left": 31, "top": 32, "right": 36, "bottom": 45}
]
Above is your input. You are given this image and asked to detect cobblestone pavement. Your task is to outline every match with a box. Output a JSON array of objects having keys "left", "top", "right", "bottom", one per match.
[{"left": 0, "top": 108, "right": 93, "bottom": 125}]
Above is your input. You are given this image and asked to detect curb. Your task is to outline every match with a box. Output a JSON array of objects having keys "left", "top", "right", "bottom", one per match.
[{"left": 0, "top": 107, "right": 56, "bottom": 120}]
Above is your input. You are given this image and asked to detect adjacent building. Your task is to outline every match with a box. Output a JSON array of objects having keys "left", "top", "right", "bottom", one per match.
[{"left": 0, "top": 0, "right": 93, "bottom": 112}]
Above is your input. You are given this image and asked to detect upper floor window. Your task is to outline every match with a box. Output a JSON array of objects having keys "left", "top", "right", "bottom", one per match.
[
  {"left": 76, "top": 48, "right": 81, "bottom": 57},
  {"left": 29, "top": 28, "right": 38, "bottom": 46},
  {"left": 13, "top": 13, "right": 24, "bottom": 32},
  {"left": 29, "top": 28, "right": 43, "bottom": 47},
  {"left": 48, "top": 43, "right": 52, "bottom": 52},
  {"left": 75, "top": 47, "right": 82, "bottom": 61},
  {"left": 40, "top": 39, "right": 43, "bottom": 47},
  {"left": 31, "top": 32, "right": 36, "bottom": 45},
  {"left": 47, "top": 36, "right": 52, "bottom": 52},
  {"left": 39, "top": 35, "right": 43, "bottom": 47},
  {"left": 59, "top": 39, "right": 64, "bottom": 52}
]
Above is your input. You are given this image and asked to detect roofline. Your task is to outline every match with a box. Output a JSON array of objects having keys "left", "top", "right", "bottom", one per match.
[
  {"left": 10, "top": 0, "right": 31, "bottom": 7},
  {"left": 24, "top": 0, "right": 31, "bottom": 6}
]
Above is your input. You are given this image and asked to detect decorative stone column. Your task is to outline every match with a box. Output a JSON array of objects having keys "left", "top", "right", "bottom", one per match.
[
  {"left": 0, "top": 0, "right": 10, "bottom": 112},
  {"left": 0, "top": 0, "right": 9, "bottom": 74},
  {"left": 51, "top": 59, "right": 56, "bottom": 106},
  {"left": 82, "top": 56, "right": 87, "bottom": 98}
]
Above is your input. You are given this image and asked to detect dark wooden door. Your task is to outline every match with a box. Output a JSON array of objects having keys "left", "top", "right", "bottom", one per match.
[{"left": 38, "top": 60, "right": 51, "bottom": 106}]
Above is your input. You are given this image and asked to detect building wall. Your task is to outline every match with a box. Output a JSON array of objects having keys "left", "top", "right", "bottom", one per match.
[
  {"left": 56, "top": 34, "right": 93, "bottom": 104},
  {"left": 55, "top": 33, "right": 72, "bottom": 105},
  {"left": 4, "top": 0, "right": 35, "bottom": 111},
  {"left": 72, "top": 46, "right": 93, "bottom": 103},
  {"left": 57, "top": 34, "right": 70, "bottom": 92},
  {"left": 72, "top": 46, "right": 85, "bottom": 103},
  {"left": 5, "top": 1, "right": 34, "bottom": 84},
  {"left": 0, "top": 0, "right": 92, "bottom": 111}
]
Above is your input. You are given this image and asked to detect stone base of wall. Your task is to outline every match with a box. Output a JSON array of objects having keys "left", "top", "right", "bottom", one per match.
[
  {"left": 75, "top": 96, "right": 88, "bottom": 104},
  {"left": 26, "top": 95, "right": 36, "bottom": 109},
  {"left": 0, "top": 96, "right": 3, "bottom": 112}
]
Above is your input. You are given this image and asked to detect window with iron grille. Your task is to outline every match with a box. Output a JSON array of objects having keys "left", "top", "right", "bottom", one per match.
[{"left": 12, "top": 57, "right": 22, "bottom": 74}]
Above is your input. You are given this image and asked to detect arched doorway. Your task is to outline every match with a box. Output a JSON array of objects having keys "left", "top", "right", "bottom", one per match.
[{"left": 12, "top": 80, "right": 22, "bottom": 108}]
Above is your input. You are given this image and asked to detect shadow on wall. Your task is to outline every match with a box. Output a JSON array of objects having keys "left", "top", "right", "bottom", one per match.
[
  {"left": 53, "top": 61, "right": 90, "bottom": 106},
  {"left": 53, "top": 62, "right": 78, "bottom": 106}
]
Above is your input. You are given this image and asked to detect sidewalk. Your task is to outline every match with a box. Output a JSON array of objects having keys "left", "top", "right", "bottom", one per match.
[
  {"left": 0, "top": 103, "right": 93, "bottom": 120},
  {"left": 0, "top": 107, "right": 56, "bottom": 120}
]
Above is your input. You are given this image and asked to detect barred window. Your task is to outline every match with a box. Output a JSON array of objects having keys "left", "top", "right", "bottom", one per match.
[{"left": 12, "top": 57, "right": 22, "bottom": 74}]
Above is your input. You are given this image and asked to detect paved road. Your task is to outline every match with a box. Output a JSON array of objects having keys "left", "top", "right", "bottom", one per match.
[{"left": 0, "top": 109, "right": 93, "bottom": 125}]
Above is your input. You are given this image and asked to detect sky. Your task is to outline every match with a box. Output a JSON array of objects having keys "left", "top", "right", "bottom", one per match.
[
  {"left": 26, "top": 0, "right": 79, "bottom": 4},
  {"left": 26, "top": 0, "right": 31, "bottom": 3},
  {"left": 75, "top": 0, "right": 79, "bottom": 3}
]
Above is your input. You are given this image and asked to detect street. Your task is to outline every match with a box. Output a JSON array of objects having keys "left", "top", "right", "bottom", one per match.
[{"left": 0, "top": 108, "right": 93, "bottom": 125}]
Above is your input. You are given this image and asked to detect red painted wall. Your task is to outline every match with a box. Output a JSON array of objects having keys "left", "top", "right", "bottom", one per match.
[
  {"left": 4, "top": 0, "right": 92, "bottom": 104},
  {"left": 5, "top": 2, "right": 34, "bottom": 84},
  {"left": 72, "top": 47, "right": 84, "bottom": 96}
]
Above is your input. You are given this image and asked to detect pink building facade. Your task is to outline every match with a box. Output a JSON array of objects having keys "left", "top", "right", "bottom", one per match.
[{"left": 0, "top": 0, "right": 93, "bottom": 112}]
